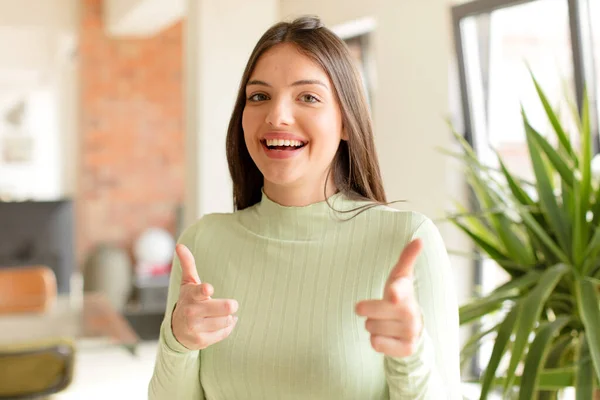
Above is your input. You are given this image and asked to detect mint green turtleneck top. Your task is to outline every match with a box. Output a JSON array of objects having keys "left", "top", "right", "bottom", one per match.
[{"left": 148, "top": 191, "right": 462, "bottom": 399}]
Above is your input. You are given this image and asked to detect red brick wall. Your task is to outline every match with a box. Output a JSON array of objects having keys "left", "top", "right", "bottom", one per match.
[{"left": 78, "top": 0, "right": 184, "bottom": 265}]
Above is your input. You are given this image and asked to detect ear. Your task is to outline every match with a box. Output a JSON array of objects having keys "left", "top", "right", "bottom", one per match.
[{"left": 341, "top": 127, "right": 349, "bottom": 141}]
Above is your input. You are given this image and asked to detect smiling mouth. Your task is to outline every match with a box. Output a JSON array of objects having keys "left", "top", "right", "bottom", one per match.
[{"left": 261, "top": 139, "right": 308, "bottom": 151}]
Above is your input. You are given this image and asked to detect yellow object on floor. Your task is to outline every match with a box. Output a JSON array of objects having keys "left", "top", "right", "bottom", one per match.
[{"left": 0, "top": 338, "right": 75, "bottom": 399}]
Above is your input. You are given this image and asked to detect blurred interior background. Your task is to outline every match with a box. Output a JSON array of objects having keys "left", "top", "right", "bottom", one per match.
[{"left": 0, "top": 0, "right": 598, "bottom": 398}]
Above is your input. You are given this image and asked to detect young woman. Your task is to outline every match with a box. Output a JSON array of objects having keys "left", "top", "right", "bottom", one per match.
[{"left": 149, "top": 16, "right": 461, "bottom": 400}]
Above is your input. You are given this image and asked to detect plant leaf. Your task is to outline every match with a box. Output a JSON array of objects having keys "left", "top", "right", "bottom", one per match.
[
  {"left": 537, "top": 367, "right": 576, "bottom": 389},
  {"left": 574, "top": 90, "right": 593, "bottom": 270},
  {"left": 561, "top": 75, "right": 583, "bottom": 140},
  {"left": 579, "top": 88, "right": 592, "bottom": 228},
  {"left": 467, "top": 165, "right": 535, "bottom": 267},
  {"left": 573, "top": 174, "right": 585, "bottom": 269},
  {"left": 592, "top": 184, "right": 600, "bottom": 227},
  {"left": 454, "top": 132, "right": 536, "bottom": 267},
  {"left": 495, "top": 151, "right": 536, "bottom": 206},
  {"left": 545, "top": 334, "right": 575, "bottom": 368},
  {"left": 467, "top": 366, "right": 576, "bottom": 390},
  {"left": 450, "top": 218, "right": 507, "bottom": 260},
  {"left": 576, "top": 334, "right": 594, "bottom": 400},
  {"left": 538, "top": 390, "right": 559, "bottom": 400},
  {"left": 479, "top": 303, "right": 521, "bottom": 400},
  {"left": 575, "top": 279, "right": 600, "bottom": 384},
  {"left": 461, "top": 322, "right": 502, "bottom": 370},
  {"left": 523, "top": 111, "right": 572, "bottom": 258},
  {"left": 516, "top": 205, "right": 571, "bottom": 265},
  {"left": 448, "top": 200, "right": 505, "bottom": 249},
  {"left": 563, "top": 174, "right": 576, "bottom": 226},
  {"left": 529, "top": 69, "right": 577, "bottom": 161},
  {"left": 526, "top": 121, "right": 574, "bottom": 188},
  {"left": 518, "top": 317, "right": 571, "bottom": 400},
  {"left": 460, "top": 292, "right": 516, "bottom": 325},
  {"left": 582, "top": 216, "right": 600, "bottom": 275},
  {"left": 492, "top": 269, "right": 542, "bottom": 295},
  {"left": 504, "top": 264, "right": 571, "bottom": 392},
  {"left": 450, "top": 218, "right": 526, "bottom": 277},
  {"left": 462, "top": 322, "right": 502, "bottom": 354}
]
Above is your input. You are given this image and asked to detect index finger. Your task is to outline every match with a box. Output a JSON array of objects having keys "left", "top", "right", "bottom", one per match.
[
  {"left": 176, "top": 244, "right": 201, "bottom": 286},
  {"left": 386, "top": 239, "right": 423, "bottom": 285}
]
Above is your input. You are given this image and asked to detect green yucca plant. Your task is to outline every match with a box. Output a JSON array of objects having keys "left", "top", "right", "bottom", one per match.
[{"left": 446, "top": 72, "right": 600, "bottom": 400}]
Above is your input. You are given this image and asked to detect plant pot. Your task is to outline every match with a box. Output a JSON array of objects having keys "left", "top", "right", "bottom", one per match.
[{"left": 83, "top": 244, "right": 132, "bottom": 311}]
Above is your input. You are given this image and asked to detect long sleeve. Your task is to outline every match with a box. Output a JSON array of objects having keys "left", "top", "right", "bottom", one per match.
[
  {"left": 148, "top": 225, "right": 205, "bottom": 400},
  {"left": 384, "top": 218, "right": 462, "bottom": 400}
]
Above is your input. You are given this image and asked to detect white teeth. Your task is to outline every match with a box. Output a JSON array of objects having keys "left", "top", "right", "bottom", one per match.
[{"left": 265, "top": 139, "right": 305, "bottom": 147}]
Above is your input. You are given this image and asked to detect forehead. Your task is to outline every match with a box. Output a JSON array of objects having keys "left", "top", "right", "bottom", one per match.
[{"left": 250, "top": 43, "right": 330, "bottom": 82}]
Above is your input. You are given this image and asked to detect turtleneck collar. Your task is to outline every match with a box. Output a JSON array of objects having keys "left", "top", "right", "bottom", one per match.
[{"left": 238, "top": 189, "right": 357, "bottom": 241}]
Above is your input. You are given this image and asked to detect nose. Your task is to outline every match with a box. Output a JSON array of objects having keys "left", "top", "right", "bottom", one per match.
[{"left": 265, "top": 97, "right": 294, "bottom": 127}]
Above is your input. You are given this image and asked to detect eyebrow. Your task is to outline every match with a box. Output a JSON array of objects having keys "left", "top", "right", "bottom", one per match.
[{"left": 246, "top": 79, "right": 329, "bottom": 89}]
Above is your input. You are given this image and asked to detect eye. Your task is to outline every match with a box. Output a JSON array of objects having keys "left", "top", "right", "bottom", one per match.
[
  {"left": 248, "top": 93, "right": 269, "bottom": 102},
  {"left": 299, "top": 94, "right": 320, "bottom": 103}
]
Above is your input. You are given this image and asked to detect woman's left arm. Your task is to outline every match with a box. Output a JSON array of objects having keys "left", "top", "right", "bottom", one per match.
[
  {"left": 385, "top": 218, "right": 462, "bottom": 399},
  {"left": 356, "top": 217, "right": 462, "bottom": 399}
]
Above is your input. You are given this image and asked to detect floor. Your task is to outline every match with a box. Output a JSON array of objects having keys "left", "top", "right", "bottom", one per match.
[{"left": 53, "top": 341, "right": 159, "bottom": 400}]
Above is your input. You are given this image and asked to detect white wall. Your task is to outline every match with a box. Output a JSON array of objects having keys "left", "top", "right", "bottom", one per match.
[
  {"left": 55, "top": 38, "right": 79, "bottom": 198},
  {"left": 280, "top": 0, "right": 474, "bottom": 346},
  {"left": 0, "top": 88, "right": 61, "bottom": 200},
  {"left": 280, "top": 0, "right": 454, "bottom": 219},
  {"left": 0, "top": 58, "right": 78, "bottom": 201},
  {"left": 0, "top": 0, "right": 79, "bottom": 200},
  {"left": 185, "top": 0, "right": 278, "bottom": 223}
]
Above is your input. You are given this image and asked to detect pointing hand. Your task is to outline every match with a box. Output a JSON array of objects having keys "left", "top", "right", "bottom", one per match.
[
  {"left": 355, "top": 239, "right": 424, "bottom": 357},
  {"left": 171, "top": 244, "right": 239, "bottom": 350}
]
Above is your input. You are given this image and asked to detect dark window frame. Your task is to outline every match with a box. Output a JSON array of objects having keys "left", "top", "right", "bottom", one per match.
[{"left": 451, "top": 0, "right": 600, "bottom": 378}]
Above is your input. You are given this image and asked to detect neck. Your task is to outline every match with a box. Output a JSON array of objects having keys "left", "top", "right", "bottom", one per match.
[
  {"left": 263, "top": 179, "right": 338, "bottom": 207},
  {"left": 239, "top": 185, "right": 354, "bottom": 241}
]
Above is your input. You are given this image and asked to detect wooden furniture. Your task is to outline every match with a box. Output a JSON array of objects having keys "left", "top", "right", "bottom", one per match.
[
  {"left": 0, "top": 293, "right": 140, "bottom": 354},
  {"left": 0, "top": 266, "right": 57, "bottom": 314},
  {"left": 0, "top": 266, "right": 73, "bottom": 399}
]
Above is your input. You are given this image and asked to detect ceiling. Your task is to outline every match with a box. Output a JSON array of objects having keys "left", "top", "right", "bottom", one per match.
[{"left": 0, "top": 0, "right": 184, "bottom": 120}]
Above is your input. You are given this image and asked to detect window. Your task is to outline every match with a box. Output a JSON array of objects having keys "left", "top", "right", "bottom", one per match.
[
  {"left": 452, "top": 0, "right": 600, "bottom": 377},
  {"left": 460, "top": 0, "right": 578, "bottom": 181},
  {"left": 344, "top": 34, "right": 374, "bottom": 108},
  {"left": 334, "top": 17, "right": 377, "bottom": 110}
]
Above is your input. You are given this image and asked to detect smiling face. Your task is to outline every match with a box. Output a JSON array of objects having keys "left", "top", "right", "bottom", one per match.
[{"left": 242, "top": 43, "right": 346, "bottom": 204}]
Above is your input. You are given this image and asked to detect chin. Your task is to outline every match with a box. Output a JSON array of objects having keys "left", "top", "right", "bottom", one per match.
[
  {"left": 254, "top": 159, "right": 301, "bottom": 184},
  {"left": 262, "top": 173, "right": 302, "bottom": 187}
]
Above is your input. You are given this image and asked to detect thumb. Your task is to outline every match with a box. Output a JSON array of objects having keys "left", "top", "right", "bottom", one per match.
[
  {"left": 386, "top": 238, "right": 423, "bottom": 286},
  {"left": 176, "top": 244, "right": 201, "bottom": 285}
]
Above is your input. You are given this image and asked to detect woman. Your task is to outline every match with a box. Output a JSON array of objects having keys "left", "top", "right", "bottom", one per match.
[{"left": 149, "top": 16, "right": 461, "bottom": 400}]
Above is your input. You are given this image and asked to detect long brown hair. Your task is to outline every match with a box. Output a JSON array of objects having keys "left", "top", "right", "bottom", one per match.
[{"left": 226, "top": 15, "right": 387, "bottom": 211}]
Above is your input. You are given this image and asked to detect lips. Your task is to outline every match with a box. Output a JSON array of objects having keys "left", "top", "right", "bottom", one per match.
[{"left": 262, "top": 131, "right": 308, "bottom": 143}]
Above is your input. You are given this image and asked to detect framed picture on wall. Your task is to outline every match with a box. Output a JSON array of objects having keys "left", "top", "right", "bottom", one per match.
[{"left": 1, "top": 133, "right": 34, "bottom": 164}]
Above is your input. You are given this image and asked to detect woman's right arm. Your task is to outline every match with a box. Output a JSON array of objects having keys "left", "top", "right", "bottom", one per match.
[
  {"left": 148, "top": 222, "right": 239, "bottom": 399},
  {"left": 148, "top": 227, "right": 205, "bottom": 400}
]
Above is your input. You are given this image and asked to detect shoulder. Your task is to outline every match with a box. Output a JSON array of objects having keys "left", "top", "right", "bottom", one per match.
[
  {"left": 354, "top": 204, "right": 447, "bottom": 256},
  {"left": 361, "top": 204, "right": 432, "bottom": 237},
  {"left": 370, "top": 207, "right": 448, "bottom": 262},
  {"left": 176, "top": 212, "right": 238, "bottom": 244}
]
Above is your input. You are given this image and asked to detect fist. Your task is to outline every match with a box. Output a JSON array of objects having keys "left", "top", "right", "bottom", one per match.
[
  {"left": 355, "top": 239, "right": 424, "bottom": 358},
  {"left": 171, "top": 244, "right": 239, "bottom": 350}
]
